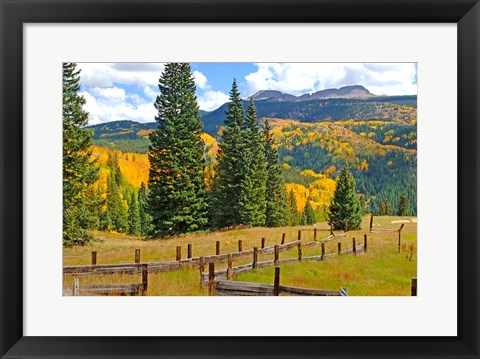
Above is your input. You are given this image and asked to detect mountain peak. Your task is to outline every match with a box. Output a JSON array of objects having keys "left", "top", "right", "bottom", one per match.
[{"left": 251, "top": 85, "right": 376, "bottom": 103}]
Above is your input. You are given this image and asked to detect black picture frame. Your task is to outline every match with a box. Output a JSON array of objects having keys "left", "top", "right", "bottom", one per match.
[{"left": 1, "top": 1, "right": 479, "bottom": 358}]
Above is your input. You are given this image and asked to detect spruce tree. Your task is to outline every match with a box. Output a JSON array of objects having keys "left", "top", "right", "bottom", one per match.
[
  {"left": 287, "top": 189, "right": 300, "bottom": 226},
  {"left": 327, "top": 165, "right": 362, "bottom": 230},
  {"left": 238, "top": 98, "right": 267, "bottom": 226},
  {"left": 148, "top": 63, "right": 208, "bottom": 237},
  {"left": 397, "top": 193, "right": 410, "bottom": 216},
  {"left": 384, "top": 199, "right": 392, "bottom": 216},
  {"left": 301, "top": 199, "right": 316, "bottom": 225},
  {"left": 127, "top": 191, "right": 141, "bottom": 236},
  {"left": 378, "top": 200, "right": 385, "bottom": 215},
  {"left": 63, "top": 62, "right": 98, "bottom": 246},
  {"left": 210, "top": 79, "right": 246, "bottom": 228},
  {"left": 263, "top": 119, "right": 287, "bottom": 227},
  {"left": 138, "top": 182, "right": 152, "bottom": 236},
  {"left": 105, "top": 170, "right": 127, "bottom": 232}
]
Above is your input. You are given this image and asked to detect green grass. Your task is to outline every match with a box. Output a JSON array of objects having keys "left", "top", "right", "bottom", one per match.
[{"left": 63, "top": 216, "right": 416, "bottom": 296}]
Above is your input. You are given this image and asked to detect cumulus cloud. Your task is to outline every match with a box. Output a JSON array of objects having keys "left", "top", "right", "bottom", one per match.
[
  {"left": 197, "top": 90, "right": 229, "bottom": 112},
  {"left": 80, "top": 88, "right": 156, "bottom": 125},
  {"left": 78, "top": 63, "right": 164, "bottom": 88},
  {"left": 244, "top": 63, "right": 417, "bottom": 96},
  {"left": 193, "top": 70, "right": 209, "bottom": 90}
]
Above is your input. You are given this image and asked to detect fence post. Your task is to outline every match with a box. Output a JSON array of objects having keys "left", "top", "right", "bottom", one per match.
[
  {"left": 216, "top": 241, "right": 220, "bottom": 256},
  {"left": 227, "top": 254, "right": 233, "bottom": 280},
  {"left": 364, "top": 234, "right": 368, "bottom": 252},
  {"left": 353, "top": 238, "right": 356, "bottom": 256},
  {"left": 274, "top": 245, "right": 279, "bottom": 266},
  {"left": 141, "top": 264, "right": 148, "bottom": 295},
  {"left": 176, "top": 246, "right": 182, "bottom": 261},
  {"left": 253, "top": 247, "right": 258, "bottom": 269},
  {"left": 281, "top": 233, "right": 286, "bottom": 245},
  {"left": 238, "top": 240, "right": 243, "bottom": 252},
  {"left": 330, "top": 223, "right": 334, "bottom": 236},
  {"left": 208, "top": 263, "right": 215, "bottom": 296},
  {"left": 411, "top": 278, "right": 417, "bottom": 296},
  {"left": 261, "top": 237, "right": 266, "bottom": 249},
  {"left": 187, "top": 244, "right": 192, "bottom": 259},
  {"left": 199, "top": 256, "right": 205, "bottom": 287},
  {"left": 338, "top": 242, "right": 342, "bottom": 254},
  {"left": 135, "top": 249, "right": 141, "bottom": 264},
  {"left": 370, "top": 214, "right": 374, "bottom": 232},
  {"left": 398, "top": 223, "right": 405, "bottom": 253},
  {"left": 274, "top": 267, "right": 280, "bottom": 296},
  {"left": 73, "top": 278, "right": 80, "bottom": 296},
  {"left": 297, "top": 230, "right": 302, "bottom": 241},
  {"left": 314, "top": 228, "right": 317, "bottom": 241},
  {"left": 344, "top": 220, "right": 348, "bottom": 233},
  {"left": 321, "top": 242, "right": 325, "bottom": 259},
  {"left": 297, "top": 241, "right": 302, "bottom": 261},
  {"left": 91, "top": 251, "right": 97, "bottom": 265}
]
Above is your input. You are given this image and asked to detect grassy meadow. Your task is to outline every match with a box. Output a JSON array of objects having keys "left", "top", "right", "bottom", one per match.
[{"left": 63, "top": 215, "right": 417, "bottom": 296}]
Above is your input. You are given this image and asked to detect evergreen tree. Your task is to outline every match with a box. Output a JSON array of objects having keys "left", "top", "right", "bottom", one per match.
[
  {"left": 63, "top": 62, "right": 98, "bottom": 246},
  {"left": 238, "top": 98, "right": 267, "bottom": 226},
  {"left": 263, "top": 119, "right": 287, "bottom": 227},
  {"left": 138, "top": 182, "right": 152, "bottom": 236},
  {"left": 105, "top": 171, "right": 128, "bottom": 232},
  {"left": 286, "top": 189, "right": 300, "bottom": 226},
  {"left": 358, "top": 194, "right": 368, "bottom": 215},
  {"left": 327, "top": 165, "right": 362, "bottom": 230},
  {"left": 378, "top": 200, "right": 386, "bottom": 215},
  {"left": 148, "top": 63, "right": 208, "bottom": 237},
  {"left": 107, "top": 152, "right": 123, "bottom": 185},
  {"left": 127, "top": 192, "right": 141, "bottom": 236},
  {"left": 384, "top": 198, "right": 392, "bottom": 216},
  {"left": 301, "top": 199, "right": 316, "bottom": 225},
  {"left": 210, "top": 79, "right": 246, "bottom": 228},
  {"left": 397, "top": 193, "right": 410, "bottom": 216}
]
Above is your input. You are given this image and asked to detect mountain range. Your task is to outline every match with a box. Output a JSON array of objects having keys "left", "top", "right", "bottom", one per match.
[{"left": 250, "top": 85, "right": 376, "bottom": 102}]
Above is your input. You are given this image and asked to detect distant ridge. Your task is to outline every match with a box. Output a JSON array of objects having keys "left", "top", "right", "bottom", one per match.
[{"left": 250, "top": 85, "right": 376, "bottom": 102}]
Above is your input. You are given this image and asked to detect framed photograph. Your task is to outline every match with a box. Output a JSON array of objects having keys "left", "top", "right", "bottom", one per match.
[{"left": 1, "top": 0, "right": 479, "bottom": 358}]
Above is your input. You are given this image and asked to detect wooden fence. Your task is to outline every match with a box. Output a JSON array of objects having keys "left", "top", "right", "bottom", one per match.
[
  {"left": 63, "top": 264, "right": 148, "bottom": 296},
  {"left": 212, "top": 267, "right": 348, "bottom": 296},
  {"left": 63, "top": 229, "right": 347, "bottom": 276},
  {"left": 201, "top": 236, "right": 367, "bottom": 283},
  {"left": 369, "top": 215, "right": 405, "bottom": 253}
]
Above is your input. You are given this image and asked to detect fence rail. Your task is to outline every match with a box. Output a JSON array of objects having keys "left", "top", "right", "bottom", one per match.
[
  {"left": 212, "top": 267, "right": 348, "bottom": 296},
  {"left": 63, "top": 230, "right": 345, "bottom": 276},
  {"left": 215, "top": 280, "right": 348, "bottom": 296},
  {"left": 201, "top": 239, "right": 367, "bottom": 283}
]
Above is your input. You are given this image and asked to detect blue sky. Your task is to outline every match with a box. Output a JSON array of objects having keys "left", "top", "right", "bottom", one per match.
[{"left": 77, "top": 63, "right": 417, "bottom": 125}]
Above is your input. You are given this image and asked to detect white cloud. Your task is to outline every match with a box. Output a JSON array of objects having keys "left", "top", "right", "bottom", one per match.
[
  {"left": 244, "top": 63, "right": 417, "bottom": 96},
  {"left": 197, "top": 90, "right": 229, "bottom": 112},
  {"left": 80, "top": 89, "right": 156, "bottom": 125},
  {"left": 193, "top": 70, "right": 209, "bottom": 90},
  {"left": 78, "top": 63, "right": 164, "bottom": 87}
]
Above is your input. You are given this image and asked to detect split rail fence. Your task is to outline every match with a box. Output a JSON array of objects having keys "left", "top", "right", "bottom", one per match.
[
  {"left": 212, "top": 267, "right": 348, "bottom": 296},
  {"left": 63, "top": 229, "right": 348, "bottom": 277}
]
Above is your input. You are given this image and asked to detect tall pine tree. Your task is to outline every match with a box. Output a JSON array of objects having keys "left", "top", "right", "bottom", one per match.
[
  {"left": 63, "top": 63, "right": 98, "bottom": 246},
  {"left": 301, "top": 198, "right": 316, "bottom": 225},
  {"left": 238, "top": 99, "right": 267, "bottom": 226},
  {"left": 286, "top": 189, "right": 300, "bottom": 226},
  {"left": 127, "top": 191, "right": 141, "bottom": 236},
  {"left": 263, "top": 119, "right": 287, "bottom": 227},
  {"left": 148, "top": 63, "right": 208, "bottom": 237},
  {"left": 138, "top": 182, "right": 152, "bottom": 236},
  {"left": 210, "top": 79, "right": 246, "bottom": 228},
  {"left": 327, "top": 165, "right": 362, "bottom": 230},
  {"left": 105, "top": 170, "right": 127, "bottom": 232},
  {"left": 397, "top": 193, "right": 410, "bottom": 216}
]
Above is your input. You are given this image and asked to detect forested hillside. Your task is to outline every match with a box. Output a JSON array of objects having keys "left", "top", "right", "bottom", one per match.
[{"left": 88, "top": 114, "right": 416, "bottom": 216}]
